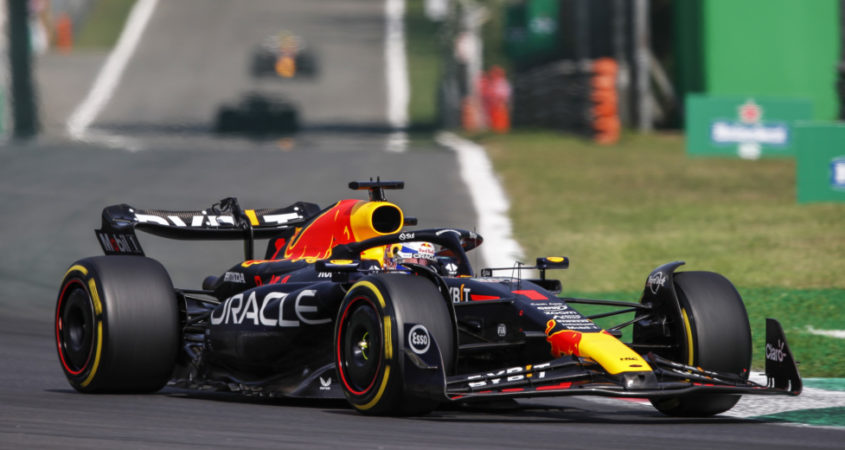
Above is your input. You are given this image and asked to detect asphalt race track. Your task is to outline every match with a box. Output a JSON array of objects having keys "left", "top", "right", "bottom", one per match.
[{"left": 1, "top": 1, "right": 843, "bottom": 448}]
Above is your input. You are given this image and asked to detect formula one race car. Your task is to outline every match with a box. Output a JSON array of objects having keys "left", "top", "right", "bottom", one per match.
[
  {"left": 214, "top": 92, "right": 299, "bottom": 136},
  {"left": 55, "top": 180, "right": 802, "bottom": 417},
  {"left": 250, "top": 31, "right": 318, "bottom": 79}
]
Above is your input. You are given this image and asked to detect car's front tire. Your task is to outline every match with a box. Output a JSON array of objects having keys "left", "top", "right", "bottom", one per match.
[
  {"left": 334, "top": 274, "right": 454, "bottom": 415},
  {"left": 644, "top": 271, "right": 752, "bottom": 416},
  {"left": 55, "top": 256, "right": 180, "bottom": 393}
]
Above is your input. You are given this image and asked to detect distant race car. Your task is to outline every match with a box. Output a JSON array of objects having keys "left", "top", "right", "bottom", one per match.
[
  {"left": 251, "top": 31, "right": 318, "bottom": 79},
  {"left": 55, "top": 180, "right": 802, "bottom": 417},
  {"left": 214, "top": 92, "right": 299, "bottom": 135}
]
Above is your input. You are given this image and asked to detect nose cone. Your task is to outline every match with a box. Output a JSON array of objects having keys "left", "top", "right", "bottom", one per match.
[{"left": 618, "top": 371, "right": 659, "bottom": 390}]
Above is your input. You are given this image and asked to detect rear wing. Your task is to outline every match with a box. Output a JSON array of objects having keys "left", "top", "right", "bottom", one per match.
[{"left": 95, "top": 198, "right": 320, "bottom": 259}]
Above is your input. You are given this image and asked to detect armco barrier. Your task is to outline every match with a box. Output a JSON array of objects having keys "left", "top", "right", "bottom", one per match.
[{"left": 795, "top": 122, "right": 845, "bottom": 203}]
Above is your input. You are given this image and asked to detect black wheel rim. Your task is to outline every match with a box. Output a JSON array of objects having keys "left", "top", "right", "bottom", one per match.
[
  {"left": 60, "top": 287, "right": 95, "bottom": 372},
  {"left": 341, "top": 299, "right": 382, "bottom": 393}
]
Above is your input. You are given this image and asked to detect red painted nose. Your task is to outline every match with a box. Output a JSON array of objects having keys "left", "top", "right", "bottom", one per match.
[{"left": 546, "top": 328, "right": 583, "bottom": 358}]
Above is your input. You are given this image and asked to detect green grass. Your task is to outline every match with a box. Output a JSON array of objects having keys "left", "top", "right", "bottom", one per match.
[
  {"left": 478, "top": 130, "right": 845, "bottom": 377},
  {"left": 480, "top": 131, "right": 845, "bottom": 291},
  {"left": 74, "top": 0, "right": 136, "bottom": 48}
]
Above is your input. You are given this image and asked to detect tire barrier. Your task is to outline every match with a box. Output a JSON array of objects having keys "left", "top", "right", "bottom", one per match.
[
  {"left": 513, "top": 58, "right": 620, "bottom": 144},
  {"left": 591, "top": 58, "right": 620, "bottom": 144}
]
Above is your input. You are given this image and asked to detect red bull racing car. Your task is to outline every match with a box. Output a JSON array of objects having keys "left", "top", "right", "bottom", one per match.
[
  {"left": 55, "top": 180, "right": 802, "bottom": 417},
  {"left": 251, "top": 31, "right": 318, "bottom": 79}
]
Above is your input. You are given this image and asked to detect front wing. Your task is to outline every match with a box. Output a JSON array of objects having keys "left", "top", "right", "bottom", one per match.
[
  {"left": 445, "top": 353, "right": 795, "bottom": 403},
  {"left": 428, "top": 318, "right": 801, "bottom": 403}
]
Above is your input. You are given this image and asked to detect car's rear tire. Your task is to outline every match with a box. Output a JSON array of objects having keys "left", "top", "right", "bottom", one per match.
[
  {"left": 645, "top": 271, "right": 752, "bottom": 416},
  {"left": 55, "top": 256, "right": 180, "bottom": 393},
  {"left": 334, "top": 274, "right": 454, "bottom": 415}
]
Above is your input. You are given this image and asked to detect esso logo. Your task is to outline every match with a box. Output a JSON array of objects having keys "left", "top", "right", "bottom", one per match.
[{"left": 408, "top": 325, "right": 430, "bottom": 355}]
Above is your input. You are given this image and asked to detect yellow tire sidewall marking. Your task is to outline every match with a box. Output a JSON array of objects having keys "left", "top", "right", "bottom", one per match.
[
  {"left": 87, "top": 278, "right": 102, "bottom": 316},
  {"left": 681, "top": 308, "right": 695, "bottom": 365},
  {"left": 348, "top": 280, "right": 394, "bottom": 410},
  {"left": 352, "top": 280, "right": 387, "bottom": 308},
  {"left": 64, "top": 264, "right": 88, "bottom": 279},
  {"left": 357, "top": 365, "right": 391, "bottom": 411},
  {"left": 80, "top": 321, "right": 103, "bottom": 388},
  {"left": 77, "top": 268, "right": 103, "bottom": 388},
  {"left": 383, "top": 316, "right": 393, "bottom": 360}
]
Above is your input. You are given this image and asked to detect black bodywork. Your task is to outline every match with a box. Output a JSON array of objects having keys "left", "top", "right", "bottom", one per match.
[{"left": 86, "top": 181, "right": 802, "bottom": 407}]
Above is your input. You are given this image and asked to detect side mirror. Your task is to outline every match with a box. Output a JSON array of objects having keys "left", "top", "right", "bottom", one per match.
[
  {"left": 536, "top": 256, "right": 569, "bottom": 281},
  {"left": 536, "top": 256, "right": 569, "bottom": 270}
]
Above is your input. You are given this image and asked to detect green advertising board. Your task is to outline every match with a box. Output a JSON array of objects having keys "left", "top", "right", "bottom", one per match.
[
  {"left": 686, "top": 94, "right": 813, "bottom": 158},
  {"left": 505, "top": 0, "right": 559, "bottom": 65},
  {"left": 796, "top": 123, "right": 845, "bottom": 203},
  {"left": 703, "top": 0, "right": 839, "bottom": 121}
]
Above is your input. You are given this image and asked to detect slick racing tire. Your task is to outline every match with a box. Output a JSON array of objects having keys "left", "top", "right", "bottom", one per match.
[
  {"left": 55, "top": 256, "right": 179, "bottom": 393},
  {"left": 648, "top": 271, "right": 752, "bottom": 417},
  {"left": 296, "top": 52, "right": 318, "bottom": 77},
  {"left": 250, "top": 49, "right": 276, "bottom": 77},
  {"left": 334, "top": 274, "right": 455, "bottom": 416}
]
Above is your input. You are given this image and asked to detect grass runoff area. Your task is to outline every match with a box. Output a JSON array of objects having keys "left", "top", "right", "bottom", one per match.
[
  {"left": 73, "top": 0, "right": 136, "bottom": 48},
  {"left": 478, "top": 131, "right": 844, "bottom": 378},
  {"left": 404, "top": 3, "right": 843, "bottom": 378}
]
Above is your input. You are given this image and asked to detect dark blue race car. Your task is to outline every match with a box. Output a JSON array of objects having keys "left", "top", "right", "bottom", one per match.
[{"left": 55, "top": 180, "right": 801, "bottom": 416}]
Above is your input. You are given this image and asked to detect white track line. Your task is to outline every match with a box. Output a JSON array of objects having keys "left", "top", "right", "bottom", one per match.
[
  {"left": 67, "top": 0, "right": 158, "bottom": 143},
  {"left": 385, "top": 0, "right": 521, "bottom": 266},
  {"left": 806, "top": 326, "right": 845, "bottom": 339},
  {"left": 385, "top": 0, "right": 409, "bottom": 130},
  {"left": 384, "top": 0, "right": 409, "bottom": 153},
  {"left": 436, "top": 131, "right": 525, "bottom": 268}
]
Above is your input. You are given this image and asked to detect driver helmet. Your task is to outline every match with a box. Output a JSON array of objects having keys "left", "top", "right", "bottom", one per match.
[{"left": 390, "top": 241, "right": 437, "bottom": 270}]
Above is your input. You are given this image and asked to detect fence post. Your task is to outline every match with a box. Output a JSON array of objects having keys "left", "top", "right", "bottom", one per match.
[{"left": 7, "top": 0, "right": 39, "bottom": 139}]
